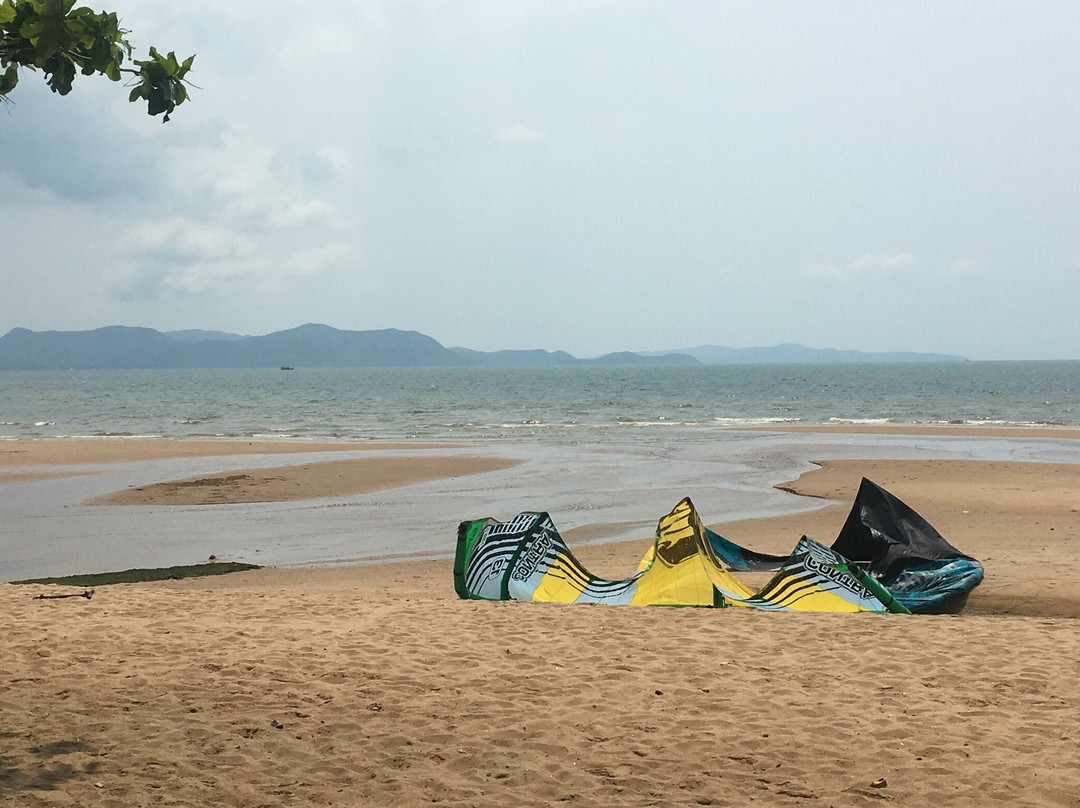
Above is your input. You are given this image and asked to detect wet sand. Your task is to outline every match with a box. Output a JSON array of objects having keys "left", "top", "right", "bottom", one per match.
[
  {"left": 84, "top": 455, "right": 522, "bottom": 506},
  {"left": 0, "top": 439, "right": 455, "bottom": 485},
  {"left": 2, "top": 432, "right": 1080, "bottom": 806}
]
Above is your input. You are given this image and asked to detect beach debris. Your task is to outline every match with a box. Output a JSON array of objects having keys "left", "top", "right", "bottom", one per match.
[
  {"left": 33, "top": 589, "right": 94, "bottom": 601},
  {"left": 271, "top": 719, "right": 284, "bottom": 730},
  {"left": 870, "top": 777, "right": 888, "bottom": 789}
]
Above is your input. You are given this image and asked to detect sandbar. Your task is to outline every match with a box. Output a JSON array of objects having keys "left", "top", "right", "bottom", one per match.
[{"left": 85, "top": 455, "right": 522, "bottom": 506}]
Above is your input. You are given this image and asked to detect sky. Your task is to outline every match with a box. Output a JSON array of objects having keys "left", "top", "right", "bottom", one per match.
[{"left": 2, "top": 2, "right": 1078, "bottom": 360}]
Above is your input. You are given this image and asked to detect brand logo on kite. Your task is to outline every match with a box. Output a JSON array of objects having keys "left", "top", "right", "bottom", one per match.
[
  {"left": 512, "top": 526, "right": 555, "bottom": 582},
  {"left": 804, "top": 554, "right": 874, "bottom": 599}
]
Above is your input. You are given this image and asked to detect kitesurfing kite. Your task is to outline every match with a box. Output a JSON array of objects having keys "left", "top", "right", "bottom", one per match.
[
  {"left": 707, "top": 479, "right": 984, "bottom": 612},
  {"left": 454, "top": 478, "right": 982, "bottom": 614}
]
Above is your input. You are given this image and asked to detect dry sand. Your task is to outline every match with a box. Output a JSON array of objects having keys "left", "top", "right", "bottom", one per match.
[{"left": 3, "top": 434, "right": 1080, "bottom": 806}]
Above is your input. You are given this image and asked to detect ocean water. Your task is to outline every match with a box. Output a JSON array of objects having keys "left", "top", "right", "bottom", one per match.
[
  {"left": 1, "top": 361, "right": 1078, "bottom": 442},
  {"left": 5, "top": 361, "right": 1080, "bottom": 580}
]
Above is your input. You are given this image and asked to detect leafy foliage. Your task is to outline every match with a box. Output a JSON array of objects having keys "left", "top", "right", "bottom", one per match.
[{"left": 0, "top": 0, "right": 194, "bottom": 120}]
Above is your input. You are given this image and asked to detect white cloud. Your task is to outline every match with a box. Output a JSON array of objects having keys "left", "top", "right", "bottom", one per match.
[
  {"left": 122, "top": 216, "right": 252, "bottom": 264},
  {"left": 164, "top": 126, "right": 340, "bottom": 228},
  {"left": 0, "top": 169, "right": 64, "bottom": 207},
  {"left": 113, "top": 218, "right": 353, "bottom": 299},
  {"left": 807, "top": 252, "right": 917, "bottom": 281},
  {"left": 114, "top": 217, "right": 259, "bottom": 296},
  {"left": 99, "top": 125, "right": 357, "bottom": 301},
  {"left": 283, "top": 242, "right": 354, "bottom": 277},
  {"left": 317, "top": 145, "right": 352, "bottom": 173}
]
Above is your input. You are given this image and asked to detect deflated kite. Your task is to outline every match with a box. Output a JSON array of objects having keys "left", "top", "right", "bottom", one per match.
[
  {"left": 707, "top": 478, "right": 984, "bottom": 613},
  {"left": 454, "top": 479, "right": 982, "bottom": 614}
]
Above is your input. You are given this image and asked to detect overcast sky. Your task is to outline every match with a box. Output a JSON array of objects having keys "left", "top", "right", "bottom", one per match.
[{"left": 2, "top": 1, "right": 1078, "bottom": 359}]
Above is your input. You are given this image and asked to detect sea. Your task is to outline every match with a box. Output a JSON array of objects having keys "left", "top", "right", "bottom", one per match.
[
  {"left": 1, "top": 361, "right": 1078, "bottom": 443},
  {"left": 4, "top": 361, "right": 1080, "bottom": 580}
]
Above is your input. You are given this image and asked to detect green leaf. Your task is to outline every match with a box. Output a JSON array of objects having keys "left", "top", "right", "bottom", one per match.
[
  {"left": 34, "top": 0, "right": 75, "bottom": 15},
  {"left": 86, "top": 30, "right": 123, "bottom": 77},
  {"left": 18, "top": 15, "right": 46, "bottom": 39},
  {"left": 145, "top": 84, "right": 167, "bottom": 115},
  {"left": 2, "top": 1, "right": 192, "bottom": 120},
  {"left": 43, "top": 51, "right": 74, "bottom": 94},
  {"left": 0, "top": 64, "right": 18, "bottom": 95},
  {"left": 21, "top": 14, "right": 73, "bottom": 59}
]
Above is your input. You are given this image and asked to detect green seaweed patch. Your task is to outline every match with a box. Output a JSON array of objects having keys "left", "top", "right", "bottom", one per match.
[{"left": 13, "top": 561, "right": 260, "bottom": 587}]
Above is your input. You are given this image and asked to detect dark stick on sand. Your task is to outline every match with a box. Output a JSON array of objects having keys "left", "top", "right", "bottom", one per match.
[{"left": 33, "top": 590, "right": 94, "bottom": 601}]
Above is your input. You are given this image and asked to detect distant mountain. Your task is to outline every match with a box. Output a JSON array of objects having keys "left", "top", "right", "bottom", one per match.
[
  {"left": 448, "top": 347, "right": 698, "bottom": 367},
  {"left": 581, "top": 351, "right": 698, "bottom": 366},
  {"left": 0, "top": 324, "right": 456, "bottom": 370},
  {"left": 214, "top": 324, "right": 454, "bottom": 368},
  {"left": 0, "top": 326, "right": 966, "bottom": 370},
  {"left": 165, "top": 329, "right": 247, "bottom": 343},
  {"left": 0, "top": 325, "right": 697, "bottom": 370},
  {"left": 649, "top": 343, "right": 967, "bottom": 364},
  {"left": 449, "top": 347, "right": 579, "bottom": 367},
  {"left": 0, "top": 326, "right": 180, "bottom": 370}
]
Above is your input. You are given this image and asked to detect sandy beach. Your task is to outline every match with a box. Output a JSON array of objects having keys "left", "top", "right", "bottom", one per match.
[{"left": 3, "top": 432, "right": 1080, "bottom": 806}]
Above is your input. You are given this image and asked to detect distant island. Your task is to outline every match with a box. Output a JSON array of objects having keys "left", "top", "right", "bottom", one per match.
[
  {"left": 0, "top": 324, "right": 966, "bottom": 371},
  {"left": 645, "top": 344, "right": 967, "bottom": 365}
]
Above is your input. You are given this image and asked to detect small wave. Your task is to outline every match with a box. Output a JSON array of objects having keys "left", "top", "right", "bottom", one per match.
[
  {"left": 612, "top": 419, "right": 689, "bottom": 427},
  {"left": 827, "top": 417, "right": 893, "bottom": 425},
  {"left": 711, "top": 417, "right": 802, "bottom": 426},
  {"left": 176, "top": 415, "right": 222, "bottom": 425},
  {"left": 59, "top": 433, "right": 164, "bottom": 440},
  {"left": 929, "top": 419, "right": 1072, "bottom": 429},
  {"left": 34, "top": 421, "right": 55, "bottom": 427}
]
